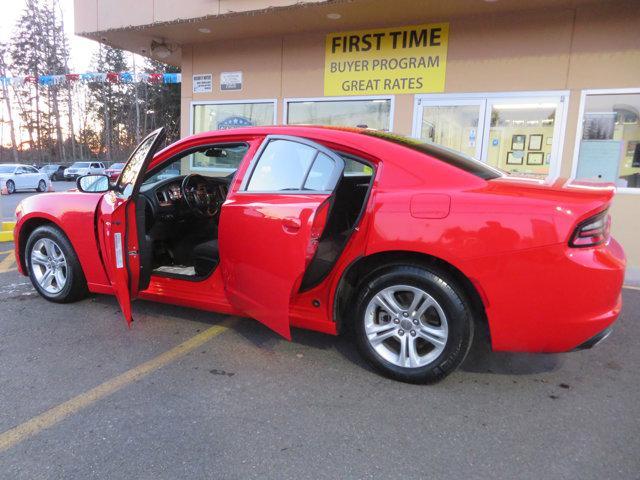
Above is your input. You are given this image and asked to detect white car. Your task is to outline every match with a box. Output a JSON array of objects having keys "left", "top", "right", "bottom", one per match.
[
  {"left": 64, "top": 161, "right": 106, "bottom": 180},
  {"left": 0, "top": 163, "right": 51, "bottom": 194}
]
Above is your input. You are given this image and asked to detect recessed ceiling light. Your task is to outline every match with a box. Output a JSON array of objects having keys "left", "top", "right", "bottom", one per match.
[
  {"left": 198, "top": 27, "right": 211, "bottom": 33},
  {"left": 326, "top": 13, "right": 342, "bottom": 20}
]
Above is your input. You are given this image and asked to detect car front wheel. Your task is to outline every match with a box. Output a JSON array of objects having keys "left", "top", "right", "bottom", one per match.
[
  {"left": 25, "top": 225, "right": 88, "bottom": 303},
  {"left": 354, "top": 265, "right": 474, "bottom": 384}
]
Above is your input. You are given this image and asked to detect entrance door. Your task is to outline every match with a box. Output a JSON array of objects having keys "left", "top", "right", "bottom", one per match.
[
  {"left": 99, "top": 128, "right": 166, "bottom": 326},
  {"left": 413, "top": 99, "right": 485, "bottom": 159},
  {"left": 413, "top": 94, "right": 567, "bottom": 179},
  {"left": 219, "top": 135, "right": 345, "bottom": 339}
]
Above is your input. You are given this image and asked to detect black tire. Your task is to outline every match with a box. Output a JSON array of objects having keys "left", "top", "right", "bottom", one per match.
[
  {"left": 6, "top": 179, "right": 15, "bottom": 194},
  {"left": 353, "top": 265, "right": 474, "bottom": 384},
  {"left": 37, "top": 179, "right": 47, "bottom": 192},
  {"left": 25, "top": 225, "right": 88, "bottom": 303}
]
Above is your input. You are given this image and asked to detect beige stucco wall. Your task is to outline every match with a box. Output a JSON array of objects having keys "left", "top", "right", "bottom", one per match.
[{"left": 178, "top": 2, "right": 639, "bottom": 273}]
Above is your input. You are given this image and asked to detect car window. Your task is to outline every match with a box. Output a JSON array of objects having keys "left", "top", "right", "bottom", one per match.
[
  {"left": 15, "top": 167, "right": 25, "bottom": 174},
  {"left": 72, "top": 162, "right": 90, "bottom": 168},
  {"left": 246, "top": 140, "right": 319, "bottom": 192},
  {"left": 26, "top": 166, "right": 38, "bottom": 173},
  {"left": 303, "top": 153, "right": 336, "bottom": 191}
]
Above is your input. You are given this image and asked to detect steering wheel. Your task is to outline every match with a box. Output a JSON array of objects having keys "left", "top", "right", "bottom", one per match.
[{"left": 181, "top": 174, "right": 219, "bottom": 218}]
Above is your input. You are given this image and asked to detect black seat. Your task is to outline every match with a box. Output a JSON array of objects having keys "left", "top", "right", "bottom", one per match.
[{"left": 192, "top": 240, "right": 219, "bottom": 277}]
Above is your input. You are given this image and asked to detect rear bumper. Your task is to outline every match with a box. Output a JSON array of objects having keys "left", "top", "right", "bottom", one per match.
[
  {"left": 573, "top": 326, "right": 613, "bottom": 351},
  {"left": 467, "top": 238, "right": 625, "bottom": 353}
]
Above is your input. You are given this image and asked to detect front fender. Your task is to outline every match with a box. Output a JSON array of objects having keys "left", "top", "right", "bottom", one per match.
[{"left": 15, "top": 192, "right": 111, "bottom": 287}]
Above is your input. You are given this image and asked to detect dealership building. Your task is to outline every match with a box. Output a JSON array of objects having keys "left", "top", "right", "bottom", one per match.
[{"left": 74, "top": 0, "right": 640, "bottom": 280}]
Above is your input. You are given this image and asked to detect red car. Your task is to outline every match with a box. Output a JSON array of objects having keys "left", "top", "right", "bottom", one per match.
[
  {"left": 104, "top": 162, "right": 125, "bottom": 182},
  {"left": 13, "top": 126, "right": 625, "bottom": 383}
]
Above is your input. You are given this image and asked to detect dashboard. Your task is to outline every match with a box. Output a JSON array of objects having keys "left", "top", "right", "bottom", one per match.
[{"left": 140, "top": 175, "right": 231, "bottom": 224}]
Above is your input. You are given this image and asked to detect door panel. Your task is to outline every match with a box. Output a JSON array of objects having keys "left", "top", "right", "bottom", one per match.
[
  {"left": 220, "top": 194, "right": 330, "bottom": 339},
  {"left": 99, "top": 127, "right": 166, "bottom": 326},
  {"left": 219, "top": 135, "right": 345, "bottom": 339}
]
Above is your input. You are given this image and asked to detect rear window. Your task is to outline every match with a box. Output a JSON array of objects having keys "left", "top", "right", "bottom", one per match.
[{"left": 360, "top": 130, "right": 502, "bottom": 180}]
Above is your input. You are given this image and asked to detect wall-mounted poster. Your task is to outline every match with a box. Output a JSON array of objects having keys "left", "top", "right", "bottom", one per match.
[
  {"left": 528, "top": 134, "right": 543, "bottom": 151},
  {"left": 527, "top": 152, "right": 544, "bottom": 165},
  {"left": 506, "top": 151, "right": 524, "bottom": 165},
  {"left": 582, "top": 112, "right": 616, "bottom": 140},
  {"left": 511, "top": 134, "right": 526, "bottom": 151}
]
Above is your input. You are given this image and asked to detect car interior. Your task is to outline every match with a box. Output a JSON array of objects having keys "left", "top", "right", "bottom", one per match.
[{"left": 137, "top": 141, "right": 374, "bottom": 285}]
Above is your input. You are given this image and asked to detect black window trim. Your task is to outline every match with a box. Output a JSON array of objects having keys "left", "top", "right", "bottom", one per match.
[{"left": 239, "top": 134, "right": 345, "bottom": 194}]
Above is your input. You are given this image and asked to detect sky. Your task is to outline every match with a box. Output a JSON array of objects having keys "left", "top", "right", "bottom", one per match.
[{"left": 1, "top": 0, "right": 105, "bottom": 73}]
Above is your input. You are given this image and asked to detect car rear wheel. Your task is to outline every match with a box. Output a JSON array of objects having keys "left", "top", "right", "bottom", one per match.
[
  {"left": 37, "top": 179, "right": 47, "bottom": 192},
  {"left": 6, "top": 180, "right": 15, "bottom": 194},
  {"left": 353, "top": 265, "right": 474, "bottom": 384},
  {"left": 26, "top": 225, "right": 88, "bottom": 303}
]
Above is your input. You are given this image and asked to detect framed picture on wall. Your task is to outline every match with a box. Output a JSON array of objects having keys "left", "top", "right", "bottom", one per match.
[
  {"left": 528, "top": 134, "right": 543, "bottom": 150},
  {"left": 527, "top": 152, "right": 544, "bottom": 165},
  {"left": 511, "top": 134, "right": 526, "bottom": 151},
  {"left": 506, "top": 151, "right": 524, "bottom": 165}
]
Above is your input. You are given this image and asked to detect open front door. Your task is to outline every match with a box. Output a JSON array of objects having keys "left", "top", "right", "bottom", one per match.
[
  {"left": 219, "top": 135, "right": 344, "bottom": 339},
  {"left": 99, "top": 128, "right": 166, "bottom": 326}
]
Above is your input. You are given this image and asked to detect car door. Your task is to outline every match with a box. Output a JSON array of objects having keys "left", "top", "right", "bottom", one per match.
[
  {"left": 25, "top": 166, "right": 40, "bottom": 188},
  {"left": 13, "top": 166, "right": 28, "bottom": 189},
  {"left": 219, "top": 135, "right": 344, "bottom": 339},
  {"left": 98, "top": 128, "right": 166, "bottom": 326}
]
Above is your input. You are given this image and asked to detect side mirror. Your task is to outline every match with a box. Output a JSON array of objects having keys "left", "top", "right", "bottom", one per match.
[{"left": 77, "top": 174, "right": 110, "bottom": 193}]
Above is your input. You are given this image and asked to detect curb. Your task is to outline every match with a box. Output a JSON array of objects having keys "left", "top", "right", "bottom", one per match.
[{"left": 0, "top": 221, "right": 16, "bottom": 243}]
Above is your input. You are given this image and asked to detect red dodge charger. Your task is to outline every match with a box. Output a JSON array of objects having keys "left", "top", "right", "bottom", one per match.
[{"left": 13, "top": 126, "right": 625, "bottom": 383}]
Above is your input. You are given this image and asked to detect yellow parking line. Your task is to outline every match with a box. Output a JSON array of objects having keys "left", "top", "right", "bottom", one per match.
[
  {"left": 0, "top": 253, "right": 16, "bottom": 273},
  {"left": 0, "top": 321, "right": 232, "bottom": 453},
  {"left": 0, "top": 249, "right": 13, "bottom": 255}
]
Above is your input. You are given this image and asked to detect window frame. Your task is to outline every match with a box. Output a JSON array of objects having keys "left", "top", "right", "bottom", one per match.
[
  {"left": 190, "top": 99, "right": 278, "bottom": 173},
  {"left": 570, "top": 87, "right": 640, "bottom": 195},
  {"left": 412, "top": 90, "right": 570, "bottom": 181},
  {"left": 283, "top": 95, "right": 395, "bottom": 132},
  {"left": 239, "top": 135, "right": 345, "bottom": 195}
]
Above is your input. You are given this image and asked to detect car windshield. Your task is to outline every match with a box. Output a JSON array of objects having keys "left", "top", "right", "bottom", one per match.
[
  {"left": 359, "top": 130, "right": 503, "bottom": 180},
  {"left": 0, "top": 165, "right": 16, "bottom": 173},
  {"left": 71, "top": 162, "right": 90, "bottom": 168}
]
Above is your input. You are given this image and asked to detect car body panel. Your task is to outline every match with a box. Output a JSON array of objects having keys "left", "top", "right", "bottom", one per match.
[{"left": 13, "top": 126, "right": 626, "bottom": 353}]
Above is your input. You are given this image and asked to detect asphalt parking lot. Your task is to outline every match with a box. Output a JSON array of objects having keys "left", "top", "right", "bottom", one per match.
[{"left": 0, "top": 243, "right": 638, "bottom": 479}]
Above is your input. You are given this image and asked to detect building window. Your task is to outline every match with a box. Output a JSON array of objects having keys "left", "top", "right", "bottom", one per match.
[
  {"left": 286, "top": 97, "right": 392, "bottom": 131},
  {"left": 573, "top": 91, "right": 640, "bottom": 189},
  {"left": 413, "top": 93, "right": 568, "bottom": 180},
  {"left": 191, "top": 101, "right": 276, "bottom": 170}
]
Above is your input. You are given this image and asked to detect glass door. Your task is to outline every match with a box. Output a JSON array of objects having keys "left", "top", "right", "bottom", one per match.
[
  {"left": 414, "top": 99, "right": 485, "bottom": 159},
  {"left": 481, "top": 96, "right": 565, "bottom": 178},
  {"left": 413, "top": 93, "right": 567, "bottom": 180}
]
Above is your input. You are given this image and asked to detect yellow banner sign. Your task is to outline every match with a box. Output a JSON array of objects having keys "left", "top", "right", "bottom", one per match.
[{"left": 324, "top": 23, "right": 448, "bottom": 96}]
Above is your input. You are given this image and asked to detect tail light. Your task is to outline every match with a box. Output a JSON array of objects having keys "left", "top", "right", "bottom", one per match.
[{"left": 569, "top": 210, "right": 611, "bottom": 248}]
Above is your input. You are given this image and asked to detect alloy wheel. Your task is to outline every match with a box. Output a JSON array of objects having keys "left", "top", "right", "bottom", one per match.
[
  {"left": 30, "top": 238, "right": 68, "bottom": 294},
  {"left": 364, "top": 284, "right": 449, "bottom": 368}
]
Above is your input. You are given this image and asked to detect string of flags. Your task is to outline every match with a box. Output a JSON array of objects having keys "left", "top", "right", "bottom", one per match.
[{"left": 0, "top": 72, "right": 181, "bottom": 87}]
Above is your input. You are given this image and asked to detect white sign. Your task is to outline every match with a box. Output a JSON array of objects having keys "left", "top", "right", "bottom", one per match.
[
  {"left": 220, "top": 71, "right": 243, "bottom": 91},
  {"left": 114, "top": 232, "right": 123, "bottom": 269},
  {"left": 193, "top": 74, "right": 212, "bottom": 93}
]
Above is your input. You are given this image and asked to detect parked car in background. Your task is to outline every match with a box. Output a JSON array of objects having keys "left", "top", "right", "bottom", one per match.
[
  {"left": 64, "top": 161, "right": 106, "bottom": 180},
  {"left": 39, "top": 164, "right": 66, "bottom": 181},
  {"left": 105, "top": 162, "right": 125, "bottom": 182},
  {"left": 12, "top": 126, "right": 626, "bottom": 384},
  {"left": 0, "top": 163, "right": 50, "bottom": 194}
]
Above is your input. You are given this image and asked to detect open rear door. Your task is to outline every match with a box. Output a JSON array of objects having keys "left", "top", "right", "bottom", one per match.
[
  {"left": 219, "top": 135, "right": 344, "bottom": 339},
  {"left": 99, "top": 128, "right": 166, "bottom": 326}
]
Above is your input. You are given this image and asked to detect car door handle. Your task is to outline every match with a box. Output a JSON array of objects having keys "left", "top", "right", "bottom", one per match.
[{"left": 282, "top": 217, "right": 301, "bottom": 233}]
